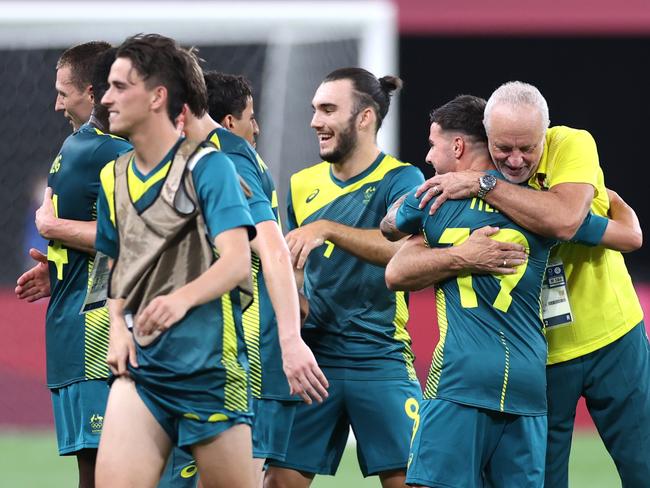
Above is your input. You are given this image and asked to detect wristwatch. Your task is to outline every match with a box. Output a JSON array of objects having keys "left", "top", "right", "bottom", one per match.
[{"left": 477, "top": 174, "right": 497, "bottom": 199}]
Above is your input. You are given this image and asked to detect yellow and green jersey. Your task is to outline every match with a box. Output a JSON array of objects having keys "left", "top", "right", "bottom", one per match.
[
  {"left": 96, "top": 138, "right": 255, "bottom": 414},
  {"left": 207, "top": 127, "right": 290, "bottom": 401},
  {"left": 528, "top": 126, "right": 644, "bottom": 365},
  {"left": 287, "top": 152, "right": 424, "bottom": 380},
  {"left": 45, "top": 123, "right": 131, "bottom": 388}
]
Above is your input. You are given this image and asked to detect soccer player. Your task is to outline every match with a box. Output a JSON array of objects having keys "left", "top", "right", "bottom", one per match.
[
  {"left": 15, "top": 41, "right": 131, "bottom": 488},
  {"left": 94, "top": 34, "right": 256, "bottom": 488},
  {"left": 380, "top": 94, "right": 641, "bottom": 487},
  {"left": 204, "top": 71, "right": 259, "bottom": 147},
  {"left": 164, "top": 60, "right": 328, "bottom": 487},
  {"left": 265, "top": 68, "right": 423, "bottom": 488},
  {"left": 413, "top": 82, "right": 648, "bottom": 487}
]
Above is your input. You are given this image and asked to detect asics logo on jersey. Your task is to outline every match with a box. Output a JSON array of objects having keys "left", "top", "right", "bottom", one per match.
[
  {"left": 306, "top": 189, "right": 320, "bottom": 203},
  {"left": 49, "top": 154, "right": 62, "bottom": 174}
]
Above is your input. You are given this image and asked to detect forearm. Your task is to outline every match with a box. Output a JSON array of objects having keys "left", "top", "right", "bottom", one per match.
[
  {"left": 108, "top": 297, "right": 128, "bottom": 331},
  {"left": 174, "top": 248, "right": 250, "bottom": 309},
  {"left": 603, "top": 194, "right": 643, "bottom": 251},
  {"left": 327, "top": 222, "right": 403, "bottom": 266},
  {"left": 380, "top": 195, "right": 409, "bottom": 242},
  {"left": 484, "top": 182, "right": 593, "bottom": 240},
  {"left": 385, "top": 238, "right": 464, "bottom": 291},
  {"left": 42, "top": 219, "right": 97, "bottom": 254}
]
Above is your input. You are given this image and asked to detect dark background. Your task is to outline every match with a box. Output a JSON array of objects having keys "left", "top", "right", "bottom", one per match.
[{"left": 399, "top": 36, "right": 650, "bottom": 280}]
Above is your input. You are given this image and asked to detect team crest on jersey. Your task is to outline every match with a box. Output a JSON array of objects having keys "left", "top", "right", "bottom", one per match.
[
  {"left": 306, "top": 189, "right": 320, "bottom": 203},
  {"left": 362, "top": 186, "right": 376, "bottom": 204},
  {"left": 89, "top": 413, "right": 104, "bottom": 433},
  {"left": 49, "top": 154, "right": 62, "bottom": 174}
]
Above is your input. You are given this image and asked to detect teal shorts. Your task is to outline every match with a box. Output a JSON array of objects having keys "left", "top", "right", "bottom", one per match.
[
  {"left": 134, "top": 382, "right": 252, "bottom": 448},
  {"left": 546, "top": 321, "right": 650, "bottom": 488},
  {"left": 51, "top": 379, "right": 109, "bottom": 455},
  {"left": 268, "top": 375, "right": 421, "bottom": 476},
  {"left": 407, "top": 398, "right": 546, "bottom": 488},
  {"left": 159, "top": 447, "right": 197, "bottom": 488},
  {"left": 252, "top": 398, "right": 297, "bottom": 461}
]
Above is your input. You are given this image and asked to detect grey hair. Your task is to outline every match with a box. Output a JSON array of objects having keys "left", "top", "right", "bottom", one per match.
[{"left": 483, "top": 81, "right": 550, "bottom": 133}]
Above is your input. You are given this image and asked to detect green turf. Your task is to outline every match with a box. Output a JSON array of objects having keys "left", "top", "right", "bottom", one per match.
[{"left": 0, "top": 430, "right": 621, "bottom": 487}]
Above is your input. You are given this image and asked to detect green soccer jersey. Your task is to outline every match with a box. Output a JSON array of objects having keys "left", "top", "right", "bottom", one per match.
[
  {"left": 96, "top": 138, "right": 255, "bottom": 415},
  {"left": 45, "top": 123, "right": 131, "bottom": 388},
  {"left": 395, "top": 172, "right": 607, "bottom": 415},
  {"left": 207, "top": 127, "right": 291, "bottom": 400},
  {"left": 287, "top": 152, "right": 424, "bottom": 380}
]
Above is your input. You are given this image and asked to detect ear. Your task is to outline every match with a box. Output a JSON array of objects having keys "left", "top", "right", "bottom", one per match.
[
  {"left": 85, "top": 84, "right": 94, "bottom": 103},
  {"left": 453, "top": 136, "right": 465, "bottom": 159},
  {"left": 358, "top": 107, "right": 376, "bottom": 132},
  {"left": 150, "top": 85, "right": 168, "bottom": 112},
  {"left": 222, "top": 114, "right": 236, "bottom": 130},
  {"left": 175, "top": 104, "right": 188, "bottom": 131}
]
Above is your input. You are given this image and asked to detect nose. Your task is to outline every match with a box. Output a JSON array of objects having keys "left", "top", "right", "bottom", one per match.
[
  {"left": 55, "top": 94, "right": 64, "bottom": 112},
  {"left": 101, "top": 87, "right": 113, "bottom": 107},
  {"left": 507, "top": 151, "right": 525, "bottom": 168},
  {"left": 252, "top": 118, "right": 260, "bottom": 136},
  {"left": 425, "top": 147, "right": 434, "bottom": 166},
  {"left": 310, "top": 112, "right": 323, "bottom": 129}
]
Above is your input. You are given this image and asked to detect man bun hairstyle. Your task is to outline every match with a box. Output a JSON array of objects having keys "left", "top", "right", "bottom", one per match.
[{"left": 324, "top": 67, "right": 402, "bottom": 132}]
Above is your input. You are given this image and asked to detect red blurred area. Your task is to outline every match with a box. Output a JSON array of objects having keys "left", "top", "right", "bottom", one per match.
[{"left": 1, "top": 284, "right": 649, "bottom": 428}]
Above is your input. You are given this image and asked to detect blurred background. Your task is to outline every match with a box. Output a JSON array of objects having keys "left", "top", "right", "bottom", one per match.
[{"left": 1, "top": 0, "right": 648, "bottom": 486}]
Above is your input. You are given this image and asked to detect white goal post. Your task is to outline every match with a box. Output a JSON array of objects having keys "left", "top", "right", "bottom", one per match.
[{"left": 0, "top": 1, "right": 399, "bottom": 220}]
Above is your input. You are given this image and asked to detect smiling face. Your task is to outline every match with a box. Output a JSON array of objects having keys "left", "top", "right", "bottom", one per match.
[
  {"left": 55, "top": 65, "right": 93, "bottom": 130},
  {"left": 101, "top": 57, "right": 155, "bottom": 137},
  {"left": 310, "top": 79, "right": 360, "bottom": 164},
  {"left": 486, "top": 104, "right": 546, "bottom": 184}
]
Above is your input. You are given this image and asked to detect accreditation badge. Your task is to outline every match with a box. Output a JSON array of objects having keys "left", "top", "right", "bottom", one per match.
[
  {"left": 541, "top": 259, "right": 573, "bottom": 328},
  {"left": 80, "top": 251, "right": 110, "bottom": 313}
]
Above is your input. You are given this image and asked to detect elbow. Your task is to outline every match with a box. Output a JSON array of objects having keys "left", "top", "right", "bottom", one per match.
[
  {"left": 555, "top": 218, "right": 587, "bottom": 242},
  {"left": 622, "top": 231, "right": 643, "bottom": 253},
  {"left": 385, "top": 259, "right": 406, "bottom": 291},
  {"left": 380, "top": 219, "right": 404, "bottom": 242}
]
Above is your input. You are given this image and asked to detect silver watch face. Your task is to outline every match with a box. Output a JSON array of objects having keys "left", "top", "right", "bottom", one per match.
[{"left": 480, "top": 175, "right": 497, "bottom": 191}]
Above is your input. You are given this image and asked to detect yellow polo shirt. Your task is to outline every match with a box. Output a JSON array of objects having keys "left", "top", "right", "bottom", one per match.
[{"left": 528, "top": 126, "right": 644, "bottom": 365}]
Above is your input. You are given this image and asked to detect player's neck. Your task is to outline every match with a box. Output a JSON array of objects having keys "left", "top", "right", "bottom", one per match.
[
  {"left": 185, "top": 112, "right": 220, "bottom": 141},
  {"left": 130, "top": 120, "right": 181, "bottom": 174},
  {"left": 331, "top": 143, "right": 381, "bottom": 181}
]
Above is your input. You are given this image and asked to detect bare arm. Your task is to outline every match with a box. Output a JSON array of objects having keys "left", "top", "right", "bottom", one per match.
[
  {"left": 600, "top": 188, "right": 643, "bottom": 252},
  {"left": 36, "top": 187, "right": 96, "bottom": 254},
  {"left": 135, "top": 227, "right": 251, "bottom": 335},
  {"left": 385, "top": 227, "right": 528, "bottom": 291},
  {"left": 286, "top": 220, "right": 403, "bottom": 270},
  {"left": 107, "top": 296, "right": 138, "bottom": 377},
  {"left": 416, "top": 171, "right": 594, "bottom": 241},
  {"left": 380, "top": 194, "right": 409, "bottom": 242},
  {"left": 251, "top": 220, "right": 328, "bottom": 404}
]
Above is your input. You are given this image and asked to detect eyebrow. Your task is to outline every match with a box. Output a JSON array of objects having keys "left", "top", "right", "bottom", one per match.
[{"left": 313, "top": 102, "right": 337, "bottom": 111}]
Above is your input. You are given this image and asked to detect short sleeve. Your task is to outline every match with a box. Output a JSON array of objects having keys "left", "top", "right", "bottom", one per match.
[
  {"left": 191, "top": 151, "right": 256, "bottom": 241},
  {"left": 228, "top": 151, "right": 276, "bottom": 224},
  {"left": 395, "top": 186, "right": 427, "bottom": 235},
  {"left": 384, "top": 165, "right": 425, "bottom": 208},
  {"left": 571, "top": 211, "right": 608, "bottom": 247},
  {"left": 95, "top": 162, "right": 119, "bottom": 259},
  {"left": 286, "top": 185, "right": 299, "bottom": 231},
  {"left": 546, "top": 129, "right": 600, "bottom": 191}
]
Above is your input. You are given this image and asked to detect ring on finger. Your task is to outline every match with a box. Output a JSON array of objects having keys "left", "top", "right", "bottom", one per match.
[
  {"left": 503, "top": 259, "right": 507, "bottom": 267},
  {"left": 432, "top": 185, "right": 439, "bottom": 195}
]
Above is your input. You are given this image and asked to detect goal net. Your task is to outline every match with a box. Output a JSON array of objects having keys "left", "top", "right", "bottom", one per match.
[{"left": 0, "top": 0, "right": 398, "bottom": 284}]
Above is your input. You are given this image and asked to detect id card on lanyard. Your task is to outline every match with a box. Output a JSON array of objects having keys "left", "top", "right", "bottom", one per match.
[{"left": 541, "top": 258, "right": 573, "bottom": 328}]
